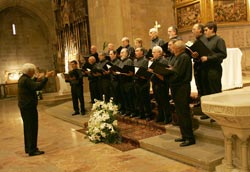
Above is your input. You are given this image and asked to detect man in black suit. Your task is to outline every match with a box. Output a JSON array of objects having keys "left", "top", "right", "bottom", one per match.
[
  {"left": 133, "top": 47, "right": 152, "bottom": 120},
  {"left": 168, "top": 40, "right": 195, "bottom": 147},
  {"left": 149, "top": 46, "right": 171, "bottom": 124},
  {"left": 118, "top": 48, "right": 135, "bottom": 116},
  {"left": 66, "top": 60, "right": 85, "bottom": 115},
  {"left": 18, "top": 63, "right": 54, "bottom": 156},
  {"left": 83, "top": 56, "right": 100, "bottom": 103}
]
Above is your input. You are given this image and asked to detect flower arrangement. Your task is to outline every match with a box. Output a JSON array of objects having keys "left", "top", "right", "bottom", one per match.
[{"left": 87, "top": 97, "right": 121, "bottom": 144}]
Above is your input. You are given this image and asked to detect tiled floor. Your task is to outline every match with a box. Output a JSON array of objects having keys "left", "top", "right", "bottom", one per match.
[{"left": 0, "top": 98, "right": 199, "bottom": 172}]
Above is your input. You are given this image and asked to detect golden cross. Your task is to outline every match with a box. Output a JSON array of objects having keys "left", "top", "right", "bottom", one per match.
[{"left": 154, "top": 21, "right": 161, "bottom": 31}]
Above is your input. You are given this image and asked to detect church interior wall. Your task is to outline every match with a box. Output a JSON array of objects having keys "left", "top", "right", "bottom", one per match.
[
  {"left": 87, "top": 0, "right": 175, "bottom": 51},
  {"left": 87, "top": 0, "right": 250, "bottom": 73},
  {"left": 0, "top": 0, "right": 250, "bottom": 96},
  {"left": 0, "top": 0, "right": 57, "bottom": 95}
]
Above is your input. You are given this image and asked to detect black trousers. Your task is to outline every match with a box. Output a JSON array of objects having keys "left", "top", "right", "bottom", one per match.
[
  {"left": 120, "top": 80, "right": 135, "bottom": 114},
  {"left": 20, "top": 107, "right": 38, "bottom": 153},
  {"left": 110, "top": 80, "right": 120, "bottom": 105},
  {"left": 71, "top": 85, "right": 85, "bottom": 113},
  {"left": 171, "top": 83, "right": 194, "bottom": 141},
  {"left": 89, "top": 80, "right": 100, "bottom": 102},
  {"left": 98, "top": 78, "right": 111, "bottom": 102},
  {"left": 152, "top": 82, "right": 171, "bottom": 122},
  {"left": 200, "top": 64, "right": 222, "bottom": 95},
  {"left": 193, "top": 62, "right": 202, "bottom": 97},
  {"left": 134, "top": 80, "right": 151, "bottom": 117}
]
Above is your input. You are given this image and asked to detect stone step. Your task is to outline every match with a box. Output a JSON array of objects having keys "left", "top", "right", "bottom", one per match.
[
  {"left": 117, "top": 110, "right": 224, "bottom": 146},
  {"left": 165, "top": 121, "right": 224, "bottom": 146},
  {"left": 139, "top": 133, "right": 224, "bottom": 172},
  {"left": 40, "top": 92, "right": 72, "bottom": 106}
]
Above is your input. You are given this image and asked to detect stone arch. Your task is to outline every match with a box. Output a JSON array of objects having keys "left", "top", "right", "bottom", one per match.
[
  {"left": 0, "top": 1, "right": 57, "bottom": 92},
  {"left": 0, "top": 0, "right": 56, "bottom": 42}
]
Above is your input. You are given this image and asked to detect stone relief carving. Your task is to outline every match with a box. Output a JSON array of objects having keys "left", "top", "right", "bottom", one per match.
[
  {"left": 214, "top": 0, "right": 247, "bottom": 23},
  {"left": 236, "top": 107, "right": 250, "bottom": 116},
  {"left": 176, "top": 2, "right": 201, "bottom": 29},
  {"left": 203, "top": 104, "right": 250, "bottom": 117}
]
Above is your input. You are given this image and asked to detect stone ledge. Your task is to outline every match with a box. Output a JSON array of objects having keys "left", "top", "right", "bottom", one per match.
[{"left": 140, "top": 134, "right": 224, "bottom": 172}]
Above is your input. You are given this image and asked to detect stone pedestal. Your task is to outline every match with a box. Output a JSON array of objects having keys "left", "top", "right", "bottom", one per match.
[{"left": 201, "top": 91, "right": 250, "bottom": 172}]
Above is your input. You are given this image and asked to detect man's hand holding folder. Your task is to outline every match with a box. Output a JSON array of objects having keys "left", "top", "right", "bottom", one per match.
[{"left": 186, "top": 39, "right": 212, "bottom": 62}]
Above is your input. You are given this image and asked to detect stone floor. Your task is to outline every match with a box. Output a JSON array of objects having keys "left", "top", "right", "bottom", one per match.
[
  {"left": 0, "top": 96, "right": 199, "bottom": 172},
  {"left": 1, "top": 76, "right": 250, "bottom": 172}
]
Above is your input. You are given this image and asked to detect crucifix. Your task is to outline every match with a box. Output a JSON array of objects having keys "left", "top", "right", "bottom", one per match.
[{"left": 154, "top": 21, "right": 161, "bottom": 31}]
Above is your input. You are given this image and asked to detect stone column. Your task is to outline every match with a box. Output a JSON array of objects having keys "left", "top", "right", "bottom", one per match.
[
  {"left": 241, "top": 140, "right": 249, "bottom": 172},
  {"left": 225, "top": 136, "right": 234, "bottom": 170}
]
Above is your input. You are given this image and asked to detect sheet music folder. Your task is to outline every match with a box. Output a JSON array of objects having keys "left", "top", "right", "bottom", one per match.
[
  {"left": 110, "top": 65, "right": 134, "bottom": 73},
  {"left": 134, "top": 67, "right": 152, "bottom": 80},
  {"left": 150, "top": 62, "right": 174, "bottom": 76},
  {"left": 186, "top": 39, "right": 212, "bottom": 57}
]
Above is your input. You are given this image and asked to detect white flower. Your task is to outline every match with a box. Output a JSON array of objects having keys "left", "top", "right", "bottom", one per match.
[
  {"left": 87, "top": 99, "right": 120, "bottom": 143},
  {"left": 101, "top": 131, "right": 106, "bottom": 137},
  {"left": 112, "top": 120, "right": 118, "bottom": 126}
]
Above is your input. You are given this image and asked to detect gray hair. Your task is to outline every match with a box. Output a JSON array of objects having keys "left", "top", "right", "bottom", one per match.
[
  {"left": 149, "top": 28, "right": 158, "bottom": 33},
  {"left": 121, "top": 48, "right": 128, "bottom": 54},
  {"left": 121, "top": 37, "right": 129, "bottom": 42},
  {"left": 152, "top": 45, "right": 163, "bottom": 53},
  {"left": 21, "top": 63, "right": 36, "bottom": 74}
]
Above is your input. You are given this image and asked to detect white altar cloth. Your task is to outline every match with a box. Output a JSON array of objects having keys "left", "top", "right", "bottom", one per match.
[
  {"left": 57, "top": 73, "right": 71, "bottom": 95},
  {"left": 191, "top": 48, "right": 243, "bottom": 92}
]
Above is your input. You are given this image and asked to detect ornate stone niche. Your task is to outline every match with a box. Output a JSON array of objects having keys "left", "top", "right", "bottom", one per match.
[{"left": 52, "top": 0, "right": 90, "bottom": 73}]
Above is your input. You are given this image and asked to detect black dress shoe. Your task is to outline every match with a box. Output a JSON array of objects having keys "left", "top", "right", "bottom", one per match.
[
  {"left": 72, "top": 112, "right": 80, "bottom": 116},
  {"left": 200, "top": 115, "right": 209, "bottom": 120},
  {"left": 210, "top": 119, "right": 216, "bottom": 123},
  {"left": 29, "top": 150, "right": 45, "bottom": 156},
  {"left": 81, "top": 111, "right": 86, "bottom": 115},
  {"left": 180, "top": 140, "right": 195, "bottom": 147},
  {"left": 175, "top": 138, "right": 186, "bottom": 142}
]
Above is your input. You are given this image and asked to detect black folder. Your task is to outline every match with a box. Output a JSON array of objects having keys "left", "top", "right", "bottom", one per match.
[
  {"left": 110, "top": 65, "right": 134, "bottom": 73},
  {"left": 122, "top": 65, "right": 134, "bottom": 73},
  {"left": 150, "top": 62, "right": 174, "bottom": 76},
  {"left": 110, "top": 65, "right": 123, "bottom": 73},
  {"left": 135, "top": 67, "right": 152, "bottom": 80},
  {"left": 82, "top": 63, "right": 93, "bottom": 71},
  {"left": 103, "top": 62, "right": 113, "bottom": 71},
  {"left": 186, "top": 39, "right": 212, "bottom": 57},
  {"left": 91, "top": 68, "right": 103, "bottom": 74}
]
